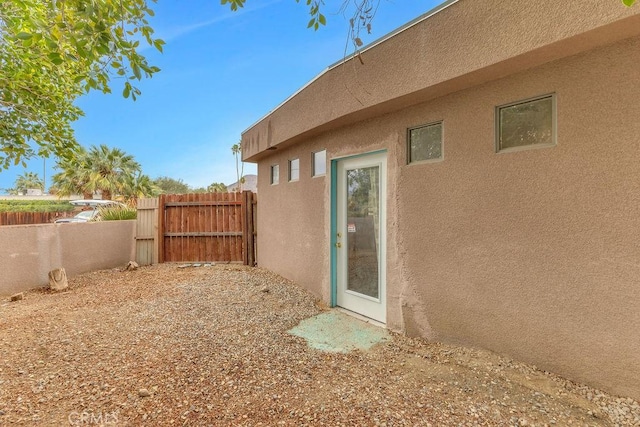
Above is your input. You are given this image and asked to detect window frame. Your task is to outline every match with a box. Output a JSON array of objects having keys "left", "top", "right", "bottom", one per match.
[
  {"left": 312, "top": 149, "right": 327, "bottom": 177},
  {"left": 270, "top": 164, "right": 279, "bottom": 185},
  {"left": 495, "top": 93, "right": 557, "bottom": 153},
  {"left": 407, "top": 120, "right": 444, "bottom": 165},
  {"left": 288, "top": 158, "right": 300, "bottom": 182}
]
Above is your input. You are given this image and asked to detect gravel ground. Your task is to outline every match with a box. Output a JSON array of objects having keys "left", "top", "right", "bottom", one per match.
[{"left": 1, "top": 264, "right": 639, "bottom": 426}]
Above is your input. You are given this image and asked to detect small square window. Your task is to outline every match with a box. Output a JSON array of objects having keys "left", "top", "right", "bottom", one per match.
[
  {"left": 270, "top": 164, "right": 279, "bottom": 185},
  {"left": 496, "top": 94, "right": 556, "bottom": 152},
  {"left": 408, "top": 122, "right": 443, "bottom": 164},
  {"left": 289, "top": 158, "right": 300, "bottom": 182},
  {"left": 312, "top": 150, "right": 326, "bottom": 177}
]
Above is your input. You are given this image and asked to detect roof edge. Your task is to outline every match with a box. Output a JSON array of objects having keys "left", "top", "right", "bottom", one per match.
[{"left": 241, "top": 0, "right": 460, "bottom": 135}]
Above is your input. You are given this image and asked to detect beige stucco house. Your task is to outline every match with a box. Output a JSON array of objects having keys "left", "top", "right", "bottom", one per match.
[{"left": 241, "top": 0, "right": 640, "bottom": 399}]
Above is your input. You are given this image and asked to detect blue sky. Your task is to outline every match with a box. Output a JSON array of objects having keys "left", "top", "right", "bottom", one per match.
[{"left": 0, "top": 0, "right": 442, "bottom": 192}]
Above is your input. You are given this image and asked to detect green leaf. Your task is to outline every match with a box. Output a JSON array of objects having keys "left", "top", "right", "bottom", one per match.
[
  {"left": 47, "top": 53, "right": 63, "bottom": 65},
  {"left": 318, "top": 14, "right": 326, "bottom": 26},
  {"left": 16, "top": 32, "right": 32, "bottom": 40},
  {"left": 132, "top": 63, "right": 142, "bottom": 80},
  {"left": 622, "top": 0, "right": 636, "bottom": 5},
  {"left": 153, "top": 39, "right": 165, "bottom": 53}
]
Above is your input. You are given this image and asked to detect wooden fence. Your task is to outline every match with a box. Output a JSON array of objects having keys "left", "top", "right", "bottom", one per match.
[
  {"left": 135, "top": 191, "right": 257, "bottom": 266},
  {"left": 0, "top": 211, "right": 70, "bottom": 226}
]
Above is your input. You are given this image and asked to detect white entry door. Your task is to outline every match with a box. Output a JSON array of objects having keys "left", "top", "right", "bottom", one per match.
[{"left": 335, "top": 152, "right": 387, "bottom": 323}]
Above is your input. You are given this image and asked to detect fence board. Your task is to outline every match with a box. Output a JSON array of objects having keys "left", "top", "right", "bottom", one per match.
[{"left": 135, "top": 197, "right": 159, "bottom": 266}]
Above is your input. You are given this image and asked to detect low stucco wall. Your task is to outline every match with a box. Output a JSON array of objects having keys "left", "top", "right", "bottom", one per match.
[
  {"left": 251, "top": 34, "right": 640, "bottom": 400},
  {"left": 0, "top": 221, "right": 136, "bottom": 295}
]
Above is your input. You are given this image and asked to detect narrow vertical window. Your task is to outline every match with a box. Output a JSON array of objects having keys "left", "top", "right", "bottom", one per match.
[
  {"left": 270, "top": 164, "right": 279, "bottom": 185},
  {"left": 289, "top": 158, "right": 300, "bottom": 182},
  {"left": 312, "top": 150, "right": 326, "bottom": 177},
  {"left": 496, "top": 94, "right": 556, "bottom": 152},
  {"left": 408, "top": 121, "right": 443, "bottom": 164}
]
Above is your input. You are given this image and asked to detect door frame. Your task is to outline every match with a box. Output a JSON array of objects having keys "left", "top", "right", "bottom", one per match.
[{"left": 330, "top": 149, "right": 387, "bottom": 320}]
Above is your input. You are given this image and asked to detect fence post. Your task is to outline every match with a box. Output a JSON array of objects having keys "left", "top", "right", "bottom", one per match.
[
  {"left": 241, "top": 191, "right": 248, "bottom": 265},
  {"left": 157, "top": 194, "right": 165, "bottom": 263},
  {"left": 241, "top": 191, "right": 256, "bottom": 266}
]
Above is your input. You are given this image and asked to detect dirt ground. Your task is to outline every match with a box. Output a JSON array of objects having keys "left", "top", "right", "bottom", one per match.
[{"left": 0, "top": 264, "right": 638, "bottom": 426}]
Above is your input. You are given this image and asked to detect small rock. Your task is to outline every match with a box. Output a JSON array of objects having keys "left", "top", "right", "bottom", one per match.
[
  {"left": 48, "top": 268, "right": 68, "bottom": 291},
  {"left": 10, "top": 293, "right": 24, "bottom": 302},
  {"left": 261, "top": 287, "right": 270, "bottom": 293},
  {"left": 138, "top": 388, "right": 151, "bottom": 397},
  {"left": 177, "top": 264, "right": 192, "bottom": 269},
  {"left": 125, "top": 261, "right": 139, "bottom": 271}
]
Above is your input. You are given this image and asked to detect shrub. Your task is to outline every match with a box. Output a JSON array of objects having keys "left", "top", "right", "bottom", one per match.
[
  {"left": 98, "top": 205, "right": 137, "bottom": 221},
  {"left": 0, "top": 200, "right": 74, "bottom": 213}
]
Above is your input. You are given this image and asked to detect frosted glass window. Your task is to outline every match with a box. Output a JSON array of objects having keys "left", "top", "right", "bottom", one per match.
[
  {"left": 497, "top": 94, "right": 556, "bottom": 152},
  {"left": 408, "top": 122, "right": 443, "bottom": 163},
  {"left": 312, "top": 150, "right": 326, "bottom": 177},
  {"left": 289, "top": 158, "right": 299, "bottom": 182}
]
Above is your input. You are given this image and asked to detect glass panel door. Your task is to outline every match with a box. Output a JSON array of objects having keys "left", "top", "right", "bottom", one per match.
[{"left": 335, "top": 152, "right": 386, "bottom": 323}]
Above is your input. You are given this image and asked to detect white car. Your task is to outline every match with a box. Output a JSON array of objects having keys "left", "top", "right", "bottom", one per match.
[{"left": 55, "top": 200, "right": 124, "bottom": 223}]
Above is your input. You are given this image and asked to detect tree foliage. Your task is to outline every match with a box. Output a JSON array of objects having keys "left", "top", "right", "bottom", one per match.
[
  {"left": 52, "top": 144, "right": 155, "bottom": 200},
  {"left": 208, "top": 182, "right": 227, "bottom": 193},
  {"left": 221, "top": 0, "right": 379, "bottom": 50},
  {"left": 153, "top": 176, "right": 191, "bottom": 194},
  {"left": 11, "top": 171, "right": 43, "bottom": 194},
  {"left": 153, "top": 176, "right": 228, "bottom": 194},
  {"left": 0, "top": 0, "right": 164, "bottom": 169}
]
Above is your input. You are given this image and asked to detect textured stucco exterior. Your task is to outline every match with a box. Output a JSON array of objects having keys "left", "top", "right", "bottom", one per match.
[
  {"left": 242, "top": 1, "right": 640, "bottom": 400},
  {"left": 0, "top": 221, "right": 136, "bottom": 295}
]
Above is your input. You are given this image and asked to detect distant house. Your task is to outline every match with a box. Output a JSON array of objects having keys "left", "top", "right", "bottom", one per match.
[
  {"left": 241, "top": 0, "right": 640, "bottom": 400},
  {"left": 226, "top": 174, "right": 257, "bottom": 193}
]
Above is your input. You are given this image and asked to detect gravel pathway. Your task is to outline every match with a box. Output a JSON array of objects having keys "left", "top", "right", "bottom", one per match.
[{"left": 0, "top": 264, "right": 638, "bottom": 426}]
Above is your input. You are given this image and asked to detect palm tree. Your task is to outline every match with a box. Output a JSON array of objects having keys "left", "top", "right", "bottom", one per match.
[
  {"left": 52, "top": 147, "right": 93, "bottom": 199},
  {"left": 207, "top": 182, "right": 227, "bottom": 193},
  {"left": 12, "top": 172, "right": 43, "bottom": 194},
  {"left": 53, "top": 145, "right": 144, "bottom": 200},
  {"left": 231, "top": 143, "right": 245, "bottom": 192},
  {"left": 123, "top": 172, "right": 159, "bottom": 202},
  {"left": 83, "top": 145, "right": 141, "bottom": 200}
]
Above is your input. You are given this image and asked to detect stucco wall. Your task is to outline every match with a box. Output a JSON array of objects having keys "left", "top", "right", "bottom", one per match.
[
  {"left": 0, "top": 221, "right": 136, "bottom": 295},
  {"left": 254, "top": 35, "right": 640, "bottom": 400},
  {"left": 257, "top": 149, "right": 331, "bottom": 301}
]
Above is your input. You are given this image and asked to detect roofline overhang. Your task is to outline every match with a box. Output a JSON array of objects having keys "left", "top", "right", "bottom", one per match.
[
  {"left": 241, "top": 0, "right": 640, "bottom": 163},
  {"left": 241, "top": 0, "right": 460, "bottom": 136}
]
